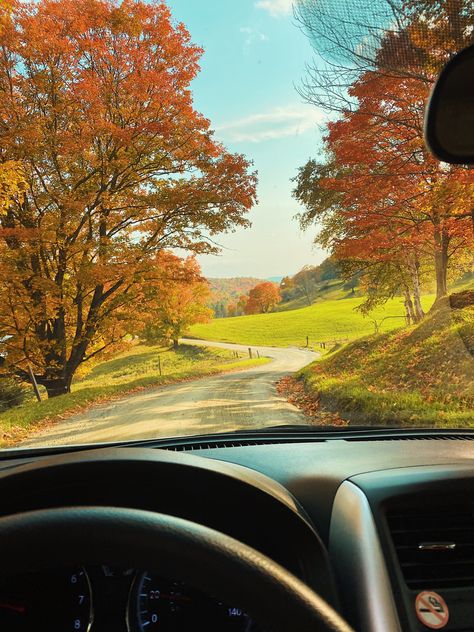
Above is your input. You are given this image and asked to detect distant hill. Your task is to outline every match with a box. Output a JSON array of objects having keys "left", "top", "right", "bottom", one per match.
[
  {"left": 208, "top": 277, "right": 263, "bottom": 317},
  {"left": 275, "top": 257, "right": 361, "bottom": 312}
]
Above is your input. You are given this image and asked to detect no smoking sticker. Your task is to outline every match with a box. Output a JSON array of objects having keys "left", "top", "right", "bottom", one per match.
[{"left": 415, "top": 591, "right": 449, "bottom": 629}]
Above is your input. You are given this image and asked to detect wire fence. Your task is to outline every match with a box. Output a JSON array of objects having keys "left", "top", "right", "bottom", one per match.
[{"left": 302, "top": 315, "right": 408, "bottom": 350}]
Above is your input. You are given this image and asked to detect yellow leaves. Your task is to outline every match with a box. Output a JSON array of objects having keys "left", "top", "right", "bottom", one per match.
[
  {"left": 0, "top": 160, "right": 26, "bottom": 216},
  {"left": 0, "top": 0, "right": 14, "bottom": 33}
]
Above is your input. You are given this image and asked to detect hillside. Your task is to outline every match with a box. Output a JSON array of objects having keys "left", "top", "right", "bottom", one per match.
[
  {"left": 190, "top": 294, "right": 435, "bottom": 347},
  {"left": 275, "top": 278, "right": 362, "bottom": 312},
  {"left": 295, "top": 297, "right": 474, "bottom": 426},
  {"left": 208, "top": 277, "right": 263, "bottom": 316}
]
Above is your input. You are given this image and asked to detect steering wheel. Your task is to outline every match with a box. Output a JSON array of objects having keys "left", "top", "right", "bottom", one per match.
[{"left": 0, "top": 506, "right": 354, "bottom": 632}]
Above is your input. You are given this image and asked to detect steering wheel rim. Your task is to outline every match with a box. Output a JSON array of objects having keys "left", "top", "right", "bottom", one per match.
[{"left": 0, "top": 506, "right": 354, "bottom": 632}]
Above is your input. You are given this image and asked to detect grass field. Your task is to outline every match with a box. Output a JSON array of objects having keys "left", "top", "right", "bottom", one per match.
[
  {"left": 275, "top": 279, "right": 363, "bottom": 312},
  {"left": 190, "top": 294, "right": 435, "bottom": 347},
  {"left": 0, "top": 343, "right": 268, "bottom": 446},
  {"left": 297, "top": 301, "right": 474, "bottom": 426}
]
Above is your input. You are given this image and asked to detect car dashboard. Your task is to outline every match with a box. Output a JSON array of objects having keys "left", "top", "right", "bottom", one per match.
[{"left": 1, "top": 430, "right": 474, "bottom": 631}]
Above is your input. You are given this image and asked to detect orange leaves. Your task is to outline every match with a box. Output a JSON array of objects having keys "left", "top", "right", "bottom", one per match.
[
  {"left": 140, "top": 252, "right": 212, "bottom": 344},
  {"left": 243, "top": 282, "right": 281, "bottom": 315},
  {"left": 0, "top": 0, "right": 257, "bottom": 393},
  {"left": 295, "top": 52, "right": 473, "bottom": 309}
]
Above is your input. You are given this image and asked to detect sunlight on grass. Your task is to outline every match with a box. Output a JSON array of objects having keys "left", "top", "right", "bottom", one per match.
[
  {"left": 298, "top": 303, "right": 474, "bottom": 426},
  {"left": 190, "top": 294, "right": 436, "bottom": 347}
]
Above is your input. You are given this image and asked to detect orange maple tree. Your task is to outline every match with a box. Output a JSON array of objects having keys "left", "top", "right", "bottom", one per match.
[
  {"left": 323, "top": 71, "right": 472, "bottom": 301},
  {"left": 294, "top": 3, "right": 473, "bottom": 318},
  {"left": 0, "top": 0, "right": 257, "bottom": 396},
  {"left": 244, "top": 282, "right": 281, "bottom": 315},
  {"left": 140, "top": 253, "right": 212, "bottom": 349}
]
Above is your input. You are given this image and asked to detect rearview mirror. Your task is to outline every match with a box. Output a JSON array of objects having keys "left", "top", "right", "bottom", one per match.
[{"left": 425, "top": 44, "right": 474, "bottom": 164}]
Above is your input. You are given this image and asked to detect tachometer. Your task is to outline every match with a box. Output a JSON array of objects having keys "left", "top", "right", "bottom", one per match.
[
  {"left": 0, "top": 567, "right": 93, "bottom": 632},
  {"left": 129, "top": 572, "right": 258, "bottom": 631}
]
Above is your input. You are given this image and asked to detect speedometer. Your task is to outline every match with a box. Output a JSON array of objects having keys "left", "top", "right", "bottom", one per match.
[
  {"left": 0, "top": 567, "right": 93, "bottom": 632},
  {"left": 129, "top": 572, "right": 259, "bottom": 631}
]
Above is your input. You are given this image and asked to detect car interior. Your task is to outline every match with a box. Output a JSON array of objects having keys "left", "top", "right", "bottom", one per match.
[{"left": 0, "top": 8, "right": 472, "bottom": 632}]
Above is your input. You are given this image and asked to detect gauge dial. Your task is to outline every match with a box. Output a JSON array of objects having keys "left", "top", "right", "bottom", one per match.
[
  {"left": 129, "top": 572, "right": 258, "bottom": 631},
  {"left": 0, "top": 567, "right": 92, "bottom": 632}
]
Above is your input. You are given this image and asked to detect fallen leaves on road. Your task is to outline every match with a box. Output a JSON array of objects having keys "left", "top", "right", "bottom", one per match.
[{"left": 277, "top": 376, "right": 347, "bottom": 426}]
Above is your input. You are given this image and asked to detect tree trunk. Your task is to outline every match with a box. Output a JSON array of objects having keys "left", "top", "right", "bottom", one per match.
[
  {"left": 409, "top": 259, "right": 425, "bottom": 322},
  {"left": 433, "top": 227, "right": 450, "bottom": 301},
  {"left": 173, "top": 338, "right": 179, "bottom": 349},
  {"left": 42, "top": 376, "right": 72, "bottom": 398},
  {"left": 403, "top": 287, "right": 415, "bottom": 325}
]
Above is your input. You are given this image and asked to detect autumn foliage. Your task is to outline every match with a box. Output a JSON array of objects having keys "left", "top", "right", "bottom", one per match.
[
  {"left": 294, "top": 0, "right": 473, "bottom": 323},
  {"left": 0, "top": 0, "right": 257, "bottom": 396},
  {"left": 140, "top": 254, "right": 212, "bottom": 348},
  {"left": 244, "top": 282, "right": 281, "bottom": 315}
]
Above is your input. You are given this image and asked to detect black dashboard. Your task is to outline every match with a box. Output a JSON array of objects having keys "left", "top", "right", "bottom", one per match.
[{"left": 2, "top": 430, "right": 474, "bottom": 631}]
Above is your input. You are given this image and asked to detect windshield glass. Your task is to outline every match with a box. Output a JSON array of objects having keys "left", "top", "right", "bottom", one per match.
[{"left": 0, "top": 0, "right": 473, "bottom": 449}]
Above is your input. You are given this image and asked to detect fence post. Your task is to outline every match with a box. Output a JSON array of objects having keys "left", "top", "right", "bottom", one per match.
[
  {"left": 27, "top": 364, "right": 41, "bottom": 402},
  {"left": 248, "top": 348, "right": 253, "bottom": 359},
  {"left": 257, "top": 350, "right": 260, "bottom": 358},
  {"left": 158, "top": 356, "right": 162, "bottom": 376},
  {"left": 306, "top": 335, "right": 309, "bottom": 348}
]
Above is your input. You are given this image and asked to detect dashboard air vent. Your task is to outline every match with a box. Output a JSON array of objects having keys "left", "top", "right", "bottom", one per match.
[
  {"left": 347, "top": 434, "right": 474, "bottom": 442},
  {"left": 388, "top": 507, "right": 474, "bottom": 589},
  {"left": 166, "top": 437, "right": 318, "bottom": 451}
]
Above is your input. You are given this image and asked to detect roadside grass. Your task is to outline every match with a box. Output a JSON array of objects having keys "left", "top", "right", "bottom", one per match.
[
  {"left": 190, "top": 294, "right": 435, "bottom": 347},
  {"left": 0, "top": 344, "right": 269, "bottom": 446},
  {"left": 296, "top": 301, "right": 474, "bottom": 426}
]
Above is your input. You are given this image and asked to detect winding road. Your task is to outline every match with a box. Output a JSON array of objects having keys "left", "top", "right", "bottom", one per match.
[{"left": 22, "top": 339, "right": 318, "bottom": 447}]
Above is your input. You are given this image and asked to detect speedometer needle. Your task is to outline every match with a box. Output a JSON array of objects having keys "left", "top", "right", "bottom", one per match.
[{"left": 0, "top": 602, "right": 27, "bottom": 614}]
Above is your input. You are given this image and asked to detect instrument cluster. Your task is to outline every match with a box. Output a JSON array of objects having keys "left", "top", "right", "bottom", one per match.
[{"left": 0, "top": 566, "right": 260, "bottom": 631}]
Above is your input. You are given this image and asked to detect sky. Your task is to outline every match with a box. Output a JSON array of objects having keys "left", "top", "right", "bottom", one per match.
[{"left": 166, "top": 0, "right": 327, "bottom": 279}]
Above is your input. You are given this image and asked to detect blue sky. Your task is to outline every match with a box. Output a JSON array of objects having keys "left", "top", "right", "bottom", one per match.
[{"left": 167, "top": 0, "right": 327, "bottom": 279}]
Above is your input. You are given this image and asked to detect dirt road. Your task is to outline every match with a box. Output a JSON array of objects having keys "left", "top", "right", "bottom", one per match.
[{"left": 22, "top": 339, "right": 318, "bottom": 447}]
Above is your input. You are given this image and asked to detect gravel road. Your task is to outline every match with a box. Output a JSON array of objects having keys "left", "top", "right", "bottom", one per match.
[{"left": 21, "top": 339, "right": 318, "bottom": 447}]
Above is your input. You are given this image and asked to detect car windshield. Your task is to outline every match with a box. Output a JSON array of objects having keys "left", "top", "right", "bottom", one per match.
[{"left": 0, "top": 0, "right": 473, "bottom": 449}]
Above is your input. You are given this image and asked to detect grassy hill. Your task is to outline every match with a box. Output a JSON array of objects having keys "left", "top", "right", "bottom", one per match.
[
  {"left": 275, "top": 278, "right": 362, "bottom": 312},
  {"left": 297, "top": 299, "right": 474, "bottom": 426},
  {"left": 190, "top": 294, "right": 435, "bottom": 347}
]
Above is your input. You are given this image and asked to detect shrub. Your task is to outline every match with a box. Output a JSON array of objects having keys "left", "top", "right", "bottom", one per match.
[{"left": 0, "top": 377, "right": 28, "bottom": 412}]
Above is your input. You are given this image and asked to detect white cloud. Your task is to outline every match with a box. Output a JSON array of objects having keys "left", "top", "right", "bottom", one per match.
[
  {"left": 215, "top": 104, "right": 324, "bottom": 143},
  {"left": 239, "top": 26, "right": 269, "bottom": 48},
  {"left": 255, "top": 0, "right": 293, "bottom": 18}
]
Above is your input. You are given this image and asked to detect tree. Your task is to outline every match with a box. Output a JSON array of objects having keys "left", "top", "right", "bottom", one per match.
[
  {"left": 294, "top": 71, "right": 472, "bottom": 305},
  {"left": 293, "top": 0, "right": 473, "bottom": 311},
  {"left": 244, "top": 282, "right": 281, "bottom": 314},
  {"left": 0, "top": 0, "right": 257, "bottom": 396},
  {"left": 141, "top": 254, "right": 212, "bottom": 349},
  {"left": 295, "top": 0, "right": 473, "bottom": 114}
]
